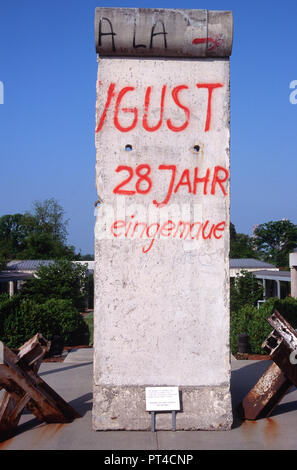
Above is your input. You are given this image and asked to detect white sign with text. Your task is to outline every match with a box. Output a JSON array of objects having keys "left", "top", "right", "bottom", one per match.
[{"left": 145, "top": 387, "right": 180, "bottom": 412}]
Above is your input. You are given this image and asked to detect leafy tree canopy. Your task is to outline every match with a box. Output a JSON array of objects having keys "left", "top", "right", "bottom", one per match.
[
  {"left": 30, "top": 198, "right": 68, "bottom": 244},
  {"left": 230, "top": 223, "right": 259, "bottom": 259},
  {"left": 253, "top": 219, "right": 297, "bottom": 268},
  {"left": 0, "top": 199, "right": 76, "bottom": 262},
  {"left": 75, "top": 253, "right": 94, "bottom": 261}
]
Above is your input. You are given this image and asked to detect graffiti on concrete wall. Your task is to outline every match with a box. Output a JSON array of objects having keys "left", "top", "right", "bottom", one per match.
[
  {"left": 96, "top": 82, "right": 223, "bottom": 133},
  {"left": 97, "top": 17, "right": 224, "bottom": 54},
  {"left": 96, "top": 76, "right": 229, "bottom": 254}
]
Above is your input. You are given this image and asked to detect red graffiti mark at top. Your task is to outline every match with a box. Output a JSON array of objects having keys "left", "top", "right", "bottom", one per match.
[
  {"left": 192, "top": 38, "right": 208, "bottom": 45},
  {"left": 192, "top": 36, "right": 223, "bottom": 51}
]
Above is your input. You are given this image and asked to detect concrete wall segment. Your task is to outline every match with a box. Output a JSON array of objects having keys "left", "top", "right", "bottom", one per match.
[{"left": 95, "top": 8, "right": 233, "bottom": 58}]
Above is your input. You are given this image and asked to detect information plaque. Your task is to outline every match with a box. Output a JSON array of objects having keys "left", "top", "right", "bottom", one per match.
[{"left": 145, "top": 387, "right": 180, "bottom": 412}]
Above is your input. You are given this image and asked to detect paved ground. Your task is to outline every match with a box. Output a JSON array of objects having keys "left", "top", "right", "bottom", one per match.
[{"left": 1, "top": 349, "right": 297, "bottom": 450}]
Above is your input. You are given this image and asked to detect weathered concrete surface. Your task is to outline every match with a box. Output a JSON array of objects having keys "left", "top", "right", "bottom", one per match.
[
  {"left": 93, "top": 54, "right": 232, "bottom": 430},
  {"left": 95, "top": 8, "right": 233, "bottom": 57},
  {"left": 93, "top": 385, "right": 231, "bottom": 431}
]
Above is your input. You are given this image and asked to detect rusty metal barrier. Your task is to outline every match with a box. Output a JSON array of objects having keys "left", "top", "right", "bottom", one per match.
[
  {"left": 240, "top": 310, "right": 297, "bottom": 420},
  {"left": 0, "top": 334, "right": 79, "bottom": 441}
]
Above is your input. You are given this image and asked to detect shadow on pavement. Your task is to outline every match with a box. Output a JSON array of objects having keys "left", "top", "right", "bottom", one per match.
[
  {"left": 69, "top": 392, "right": 93, "bottom": 416},
  {"left": 40, "top": 362, "right": 93, "bottom": 376}
]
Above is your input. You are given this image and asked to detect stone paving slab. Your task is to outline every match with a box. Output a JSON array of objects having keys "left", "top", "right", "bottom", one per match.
[
  {"left": 0, "top": 357, "right": 297, "bottom": 450},
  {"left": 63, "top": 347, "right": 93, "bottom": 363}
]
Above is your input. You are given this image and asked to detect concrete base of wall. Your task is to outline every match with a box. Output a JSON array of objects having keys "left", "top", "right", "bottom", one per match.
[{"left": 92, "top": 385, "right": 233, "bottom": 431}]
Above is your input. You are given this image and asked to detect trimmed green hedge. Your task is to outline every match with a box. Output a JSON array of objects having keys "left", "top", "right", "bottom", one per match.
[
  {"left": 0, "top": 294, "right": 22, "bottom": 340},
  {"left": 20, "top": 259, "right": 88, "bottom": 310},
  {"left": 0, "top": 297, "right": 89, "bottom": 349},
  {"left": 230, "top": 297, "right": 297, "bottom": 355}
]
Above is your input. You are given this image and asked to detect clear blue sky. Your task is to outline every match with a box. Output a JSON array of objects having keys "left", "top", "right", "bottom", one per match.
[{"left": 0, "top": 0, "right": 296, "bottom": 254}]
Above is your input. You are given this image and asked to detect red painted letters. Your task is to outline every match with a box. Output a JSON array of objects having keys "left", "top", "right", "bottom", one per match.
[
  {"left": 114, "top": 87, "right": 138, "bottom": 132},
  {"left": 113, "top": 166, "right": 135, "bottom": 195},
  {"left": 98, "top": 78, "right": 228, "bottom": 254},
  {"left": 95, "top": 82, "right": 116, "bottom": 133},
  {"left": 110, "top": 217, "right": 227, "bottom": 253},
  {"left": 143, "top": 86, "right": 166, "bottom": 132},
  {"left": 113, "top": 164, "right": 229, "bottom": 205},
  {"left": 166, "top": 85, "right": 190, "bottom": 132},
  {"left": 96, "top": 82, "right": 223, "bottom": 133},
  {"left": 196, "top": 83, "right": 223, "bottom": 132}
]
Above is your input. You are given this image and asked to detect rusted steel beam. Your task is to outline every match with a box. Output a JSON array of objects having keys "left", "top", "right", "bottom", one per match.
[
  {"left": 266, "top": 310, "right": 297, "bottom": 350},
  {"left": 240, "top": 310, "right": 297, "bottom": 421},
  {"left": 263, "top": 311, "right": 297, "bottom": 388},
  {"left": 0, "top": 334, "right": 50, "bottom": 436},
  {"left": 239, "top": 361, "right": 292, "bottom": 420},
  {"left": 0, "top": 335, "right": 79, "bottom": 441},
  {"left": 265, "top": 338, "right": 297, "bottom": 387},
  {"left": 17, "top": 333, "right": 50, "bottom": 369},
  {"left": 1, "top": 344, "right": 80, "bottom": 423}
]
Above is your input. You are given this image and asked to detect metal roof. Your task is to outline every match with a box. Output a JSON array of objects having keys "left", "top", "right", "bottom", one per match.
[
  {"left": 230, "top": 258, "right": 276, "bottom": 269},
  {"left": 252, "top": 270, "right": 291, "bottom": 281},
  {"left": 4, "top": 260, "right": 94, "bottom": 274},
  {"left": 6, "top": 260, "right": 54, "bottom": 271}
]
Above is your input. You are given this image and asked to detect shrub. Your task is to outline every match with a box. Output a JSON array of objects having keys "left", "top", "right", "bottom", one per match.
[
  {"left": 246, "top": 299, "right": 275, "bottom": 355},
  {"left": 274, "top": 297, "right": 297, "bottom": 329},
  {"left": 230, "top": 297, "right": 297, "bottom": 355},
  {"left": 20, "top": 259, "right": 88, "bottom": 310},
  {"left": 86, "top": 273, "right": 94, "bottom": 309},
  {"left": 230, "top": 304, "right": 256, "bottom": 355},
  {"left": 2, "top": 297, "right": 89, "bottom": 349},
  {"left": 0, "top": 294, "right": 22, "bottom": 339}
]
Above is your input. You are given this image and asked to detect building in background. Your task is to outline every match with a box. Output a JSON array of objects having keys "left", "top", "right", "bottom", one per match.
[
  {"left": 0, "top": 260, "right": 94, "bottom": 297},
  {"left": 230, "top": 259, "right": 291, "bottom": 300}
]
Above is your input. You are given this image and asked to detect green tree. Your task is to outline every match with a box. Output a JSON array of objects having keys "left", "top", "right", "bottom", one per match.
[
  {"left": 21, "top": 232, "right": 76, "bottom": 260},
  {"left": 230, "top": 222, "right": 259, "bottom": 259},
  {"left": 75, "top": 253, "right": 94, "bottom": 261},
  {"left": 0, "top": 199, "right": 77, "bottom": 261},
  {"left": 0, "top": 213, "right": 36, "bottom": 259},
  {"left": 31, "top": 198, "right": 68, "bottom": 244},
  {"left": 0, "top": 256, "right": 7, "bottom": 271},
  {"left": 20, "top": 259, "right": 88, "bottom": 310},
  {"left": 253, "top": 219, "right": 297, "bottom": 267}
]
